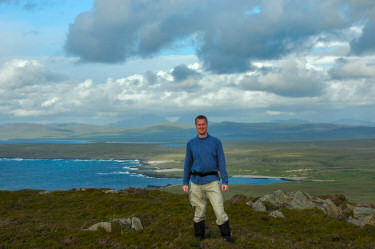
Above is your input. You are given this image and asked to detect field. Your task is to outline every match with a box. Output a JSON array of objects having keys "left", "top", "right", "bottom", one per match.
[
  {"left": 1, "top": 188, "right": 375, "bottom": 248},
  {"left": 1, "top": 139, "right": 374, "bottom": 204}
]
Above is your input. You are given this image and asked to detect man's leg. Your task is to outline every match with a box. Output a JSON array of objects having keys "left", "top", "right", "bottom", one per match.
[
  {"left": 204, "top": 181, "right": 232, "bottom": 242},
  {"left": 204, "top": 180, "right": 228, "bottom": 225},
  {"left": 190, "top": 182, "right": 207, "bottom": 239}
]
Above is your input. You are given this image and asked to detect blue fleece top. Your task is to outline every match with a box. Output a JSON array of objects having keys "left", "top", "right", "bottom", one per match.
[{"left": 183, "top": 133, "right": 229, "bottom": 185}]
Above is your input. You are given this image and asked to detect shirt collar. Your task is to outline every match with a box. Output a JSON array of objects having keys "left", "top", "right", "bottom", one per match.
[{"left": 197, "top": 133, "right": 210, "bottom": 140}]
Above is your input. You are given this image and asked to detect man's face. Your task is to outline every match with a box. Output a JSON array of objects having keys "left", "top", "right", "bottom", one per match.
[{"left": 195, "top": 118, "right": 208, "bottom": 137}]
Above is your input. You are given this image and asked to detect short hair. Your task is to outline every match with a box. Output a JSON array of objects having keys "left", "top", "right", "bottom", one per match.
[{"left": 195, "top": 115, "right": 208, "bottom": 124}]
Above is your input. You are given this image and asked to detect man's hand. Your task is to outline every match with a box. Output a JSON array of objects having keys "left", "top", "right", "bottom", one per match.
[
  {"left": 183, "top": 185, "right": 189, "bottom": 192},
  {"left": 221, "top": 184, "right": 229, "bottom": 191}
]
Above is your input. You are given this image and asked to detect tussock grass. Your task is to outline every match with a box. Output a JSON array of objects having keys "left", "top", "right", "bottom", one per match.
[{"left": 0, "top": 189, "right": 374, "bottom": 248}]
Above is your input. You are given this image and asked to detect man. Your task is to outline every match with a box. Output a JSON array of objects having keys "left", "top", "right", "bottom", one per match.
[{"left": 183, "top": 115, "right": 232, "bottom": 242}]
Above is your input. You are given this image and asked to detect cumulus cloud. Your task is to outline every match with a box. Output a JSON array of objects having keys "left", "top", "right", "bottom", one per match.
[
  {"left": 1, "top": 58, "right": 374, "bottom": 124},
  {"left": 329, "top": 58, "right": 375, "bottom": 80},
  {"left": 144, "top": 71, "right": 157, "bottom": 84},
  {"left": 171, "top": 64, "right": 200, "bottom": 82},
  {"left": 350, "top": 19, "right": 375, "bottom": 55},
  {"left": 65, "top": 0, "right": 375, "bottom": 74},
  {"left": 240, "top": 60, "right": 327, "bottom": 97},
  {"left": 0, "top": 59, "right": 68, "bottom": 89},
  {"left": 65, "top": 0, "right": 203, "bottom": 63}
]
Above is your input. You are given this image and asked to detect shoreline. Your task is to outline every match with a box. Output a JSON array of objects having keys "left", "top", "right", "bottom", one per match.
[{"left": 231, "top": 175, "right": 303, "bottom": 182}]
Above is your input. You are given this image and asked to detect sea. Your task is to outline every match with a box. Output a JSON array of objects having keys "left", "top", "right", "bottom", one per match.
[{"left": 0, "top": 158, "right": 285, "bottom": 191}]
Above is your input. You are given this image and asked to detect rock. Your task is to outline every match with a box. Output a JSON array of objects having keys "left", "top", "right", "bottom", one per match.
[
  {"left": 86, "top": 217, "right": 143, "bottom": 233},
  {"left": 269, "top": 210, "right": 285, "bottom": 218},
  {"left": 353, "top": 207, "right": 375, "bottom": 226},
  {"left": 248, "top": 190, "right": 375, "bottom": 227},
  {"left": 71, "top": 188, "right": 86, "bottom": 192},
  {"left": 347, "top": 216, "right": 366, "bottom": 227},
  {"left": 260, "top": 194, "right": 276, "bottom": 206},
  {"left": 103, "top": 189, "right": 119, "bottom": 194},
  {"left": 346, "top": 203, "right": 355, "bottom": 212},
  {"left": 39, "top": 190, "right": 52, "bottom": 195},
  {"left": 113, "top": 218, "right": 132, "bottom": 230},
  {"left": 87, "top": 222, "right": 112, "bottom": 232},
  {"left": 321, "top": 199, "right": 341, "bottom": 217},
  {"left": 131, "top": 217, "right": 144, "bottom": 230},
  {"left": 289, "top": 191, "right": 316, "bottom": 210},
  {"left": 273, "top": 189, "right": 290, "bottom": 206},
  {"left": 338, "top": 203, "right": 354, "bottom": 217},
  {"left": 246, "top": 200, "right": 253, "bottom": 207},
  {"left": 357, "top": 215, "right": 375, "bottom": 226},
  {"left": 252, "top": 199, "right": 267, "bottom": 212},
  {"left": 353, "top": 207, "right": 375, "bottom": 217}
]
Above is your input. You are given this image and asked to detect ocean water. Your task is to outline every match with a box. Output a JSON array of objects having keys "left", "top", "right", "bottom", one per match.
[
  {"left": 0, "top": 158, "right": 284, "bottom": 190},
  {"left": 0, "top": 140, "right": 89, "bottom": 144}
]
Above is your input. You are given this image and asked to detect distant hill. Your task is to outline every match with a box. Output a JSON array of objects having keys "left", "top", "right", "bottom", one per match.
[
  {"left": 269, "top": 119, "right": 310, "bottom": 124},
  {"left": 175, "top": 116, "right": 219, "bottom": 125},
  {"left": 0, "top": 123, "right": 124, "bottom": 141},
  {"left": 331, "top": 119, "right": 375, "bottom": 126},
  {"left": 175, "top": 115, "right": 197, "bottom": 125},
  {"left": 1, "top": 122, "right": 375, "bottom": 142},
  {"left": 209, "top": 122, "right": 375, "bottom": 142},
  {"left": 109, "top": 114, "right": 169, "bottom": 128}
]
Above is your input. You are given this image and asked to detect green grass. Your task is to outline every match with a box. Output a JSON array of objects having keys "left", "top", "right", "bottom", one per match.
[{"left": 0, "top": 189, "right": 374, "bottom": 248}]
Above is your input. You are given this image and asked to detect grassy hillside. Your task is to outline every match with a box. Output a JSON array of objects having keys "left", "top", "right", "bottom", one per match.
[{"left": 0, "top": 189, "right": 374, "bottom": 248}]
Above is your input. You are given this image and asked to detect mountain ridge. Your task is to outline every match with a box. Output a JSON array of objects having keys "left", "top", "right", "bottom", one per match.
[{"left": 1, "top": 121, "right": 374, "bottom": 142}]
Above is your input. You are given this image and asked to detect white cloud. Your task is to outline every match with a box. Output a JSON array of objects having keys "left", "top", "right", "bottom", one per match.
[
  {"left": 329, "top": 58, "right": 375, "bottom": 79},
  {"left": 266, "top": 110, "right": 295, "bottom": 116},
  {"left": 0, "top": 56, "right": 374, "bottom": 124},
  {"left": 240, "top": 59, "right": 327, "bottom": 97},
  {"left": 41, "top": 97, "right": 59, "bottom": 108},
  {"left": 0, "top": 59, "right": 68, "bottom": 89},
  {"left": 64, "top": 0, "right": 375, "bottom": 74}
]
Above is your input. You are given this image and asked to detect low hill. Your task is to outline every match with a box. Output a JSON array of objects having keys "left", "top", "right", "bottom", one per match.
[
  {"left": 209, "top": 122, "right": 375, "bottom": 142},
  {"left": 0, "top": 123, "right": 124, "bottom": 140},
  {"left": 109, "top": 114, "right": 169, "bottom": 128},
  {"left": 0, "top": 122, "right": 374, "bottom": 142}
]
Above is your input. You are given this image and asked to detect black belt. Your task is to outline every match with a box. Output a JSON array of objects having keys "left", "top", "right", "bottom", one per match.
[{"left": 190, "top": 171, "right": 219, "bottom": 177}]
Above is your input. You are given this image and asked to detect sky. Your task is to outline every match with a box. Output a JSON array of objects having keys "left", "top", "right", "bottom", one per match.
[{"left": 0, "top": 0, "right": 374, "bottom": 125}]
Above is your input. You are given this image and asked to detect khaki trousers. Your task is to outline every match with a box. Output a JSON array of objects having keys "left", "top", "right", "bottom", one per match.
[{"left": 189, "top": 180, "right": 229, "bottom": 225}]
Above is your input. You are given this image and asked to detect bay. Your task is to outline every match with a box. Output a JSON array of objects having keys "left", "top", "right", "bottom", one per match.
[{"left": 0, "top": 158, "right": 284, "bottom": 190}]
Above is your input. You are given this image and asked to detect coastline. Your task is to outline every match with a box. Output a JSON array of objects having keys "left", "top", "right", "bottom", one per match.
[
  {"left": 231, "top": 175, "right": 303, "bottom": 182},
  {"left": 138, "top": 161, "right": 302, "bottom": 182}
]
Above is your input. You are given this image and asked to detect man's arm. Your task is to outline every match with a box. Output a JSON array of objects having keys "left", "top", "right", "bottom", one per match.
[
  {"left": 183, "top": 142, "right": 193, "bottom": 191},
  {"left": 217, "top": 140, "right": 229, "bottom": 186}
]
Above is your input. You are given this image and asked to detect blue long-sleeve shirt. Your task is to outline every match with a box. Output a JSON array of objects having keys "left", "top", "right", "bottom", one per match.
[{"left": 183, "top": 133, "right": 229, "bottom": 186}]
